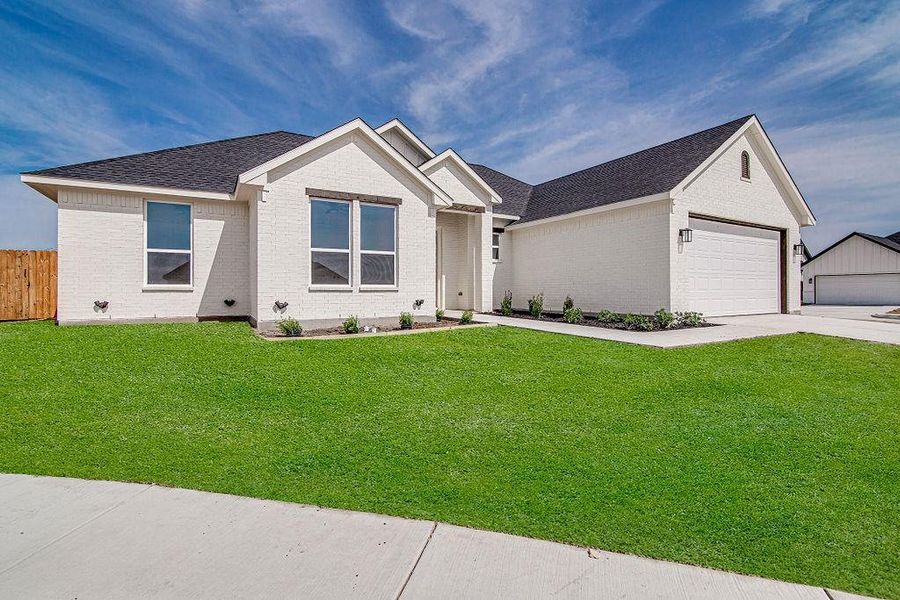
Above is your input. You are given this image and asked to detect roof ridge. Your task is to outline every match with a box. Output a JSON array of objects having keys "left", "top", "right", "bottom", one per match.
[
  {"left": 534, "top": 114, "right": 755, "bottom": 188},
  {"left": 24, "top": 130, "right": 313, "bottom": 175}
]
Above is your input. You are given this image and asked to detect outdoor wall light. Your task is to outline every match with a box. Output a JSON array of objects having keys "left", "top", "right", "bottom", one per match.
[
  {"left": 413, "top": 298, "right": 424, "bottom": 309},
  {"left": 94, "top": 300, "right": 109, "bottom": 309},
  {"left": 679, "top": 228, "right": 693, "bottom": 243},
  {"left": 224, "top": 298, "right": 236, "bottom": 307},
  {"left": 274, "top": 300, "right": 289, "bottom": 310},
  {"left": 793, "top": 243, "right": 805, "bottom": 257}
]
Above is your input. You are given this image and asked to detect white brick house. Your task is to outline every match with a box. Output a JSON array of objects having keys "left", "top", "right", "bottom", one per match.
[{"left": 21, "top": 115, "right": 815, "bottom": 328}]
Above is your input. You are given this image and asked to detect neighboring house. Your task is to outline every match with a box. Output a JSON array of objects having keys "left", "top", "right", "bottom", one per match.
[
  {"left": 21, "top": 115, "right": 815, "bottom": 328},
  {"left": 801, "top": 231, "right": 900, "bottom": 305}
]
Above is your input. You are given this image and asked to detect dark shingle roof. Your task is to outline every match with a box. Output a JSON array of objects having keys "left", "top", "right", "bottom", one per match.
[
  {"left": 25, "top": 131, "right": 314, "bottom": 194},
  {"left": 887, "top": 231, "right": 900, "bottom": 245},
  {"left": 469, "top": 164, "right": 533, "bottom": 217}
]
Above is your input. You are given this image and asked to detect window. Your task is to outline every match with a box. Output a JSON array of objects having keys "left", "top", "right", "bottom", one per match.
[
  {"left": 741, "top": 151, "right": 750, "bottom": 180},
  {"left": 310, "top": 199, "right": 351, "bottom": 285},
  {"left": 492, "top": 229, "right": 502, "bottom": 261},
  {"left": 145, "top": 201, "right": 191, "bottom": 286},
  {"left": 360, "top": 203, "right": 396, "bottom": 285}
]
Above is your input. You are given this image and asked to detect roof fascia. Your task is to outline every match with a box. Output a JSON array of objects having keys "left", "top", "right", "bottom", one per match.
[
  {"left": 374, "top": 119, "right": 436, "bottom": 159},
  {"left": 238, "top": 118, "right": 452, "bottom": 207},
  {"left": 506, "top": 192, "right": 671, "bottom": 231},
  {"left": 420, "top": 149, "right": 502, "bottom": 204},
  {"left": 20, "top": 174, "right": 234, "bottom": 202}
]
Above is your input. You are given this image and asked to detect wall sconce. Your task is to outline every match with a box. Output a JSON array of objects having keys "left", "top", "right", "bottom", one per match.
[
  {"left": 224, "top": 298, "right": 236, "bottom": 307},
  {"left": 94, "top": 300, "right": 109, "bottom": 309},
  {"left": 679, "top": 228, "right": 693, "bottom": 243},
  {"left": 274, "top": 300, "right": 289, "bottom": 310},
  {"left": 793, "top": 243, "right": 805, "bottom": 257},
  {"left": 413, "top": 298, "right": 424, "bottom": 309}
]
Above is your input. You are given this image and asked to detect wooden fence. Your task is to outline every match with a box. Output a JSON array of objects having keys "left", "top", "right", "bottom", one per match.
[{"left": 0, "top": 250, "right": 57, "bottom": 321}]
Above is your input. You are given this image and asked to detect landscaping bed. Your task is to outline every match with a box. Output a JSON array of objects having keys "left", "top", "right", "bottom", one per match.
[
  {"left": 263, "top": 316, "right": 482, "bottom": 339},
  {"left": 494, "top": 309, "right": 717, "bottom": 332}
]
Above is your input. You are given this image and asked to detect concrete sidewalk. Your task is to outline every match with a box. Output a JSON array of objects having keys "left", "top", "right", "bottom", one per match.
[
  {"left": 0, "top": 474, "right": 876, "bottom": 599},
  {"left": 450, "top": 311, "right": 900, "bottom": 347}
]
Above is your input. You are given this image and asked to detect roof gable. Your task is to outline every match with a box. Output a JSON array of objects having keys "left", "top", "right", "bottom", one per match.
[
  {"left": 420, "top": 149, "right": 501, "bottom": 205},
  {"left": 804, "top": 231, "right": 900, "bottom": 268},
  {"left": 375, "top": 119, "right": 435, "bottom": 164}
]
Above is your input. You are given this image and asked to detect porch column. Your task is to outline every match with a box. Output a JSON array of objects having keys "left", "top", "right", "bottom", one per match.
[{"left": 474, "top": 210, "right": 493, "bottom": 312}]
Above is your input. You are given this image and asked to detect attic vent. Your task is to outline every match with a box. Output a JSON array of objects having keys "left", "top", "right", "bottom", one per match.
[{"left": 741, "top": 151, "right": 750, "bottom": 180}]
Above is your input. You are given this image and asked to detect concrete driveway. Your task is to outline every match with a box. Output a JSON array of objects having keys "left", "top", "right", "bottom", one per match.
[
  {"left": 801, "top": 305, "right": 899, "bottom": 323},
  {"left": 0, "top": 474, "right": 876, "bottom": 599}
]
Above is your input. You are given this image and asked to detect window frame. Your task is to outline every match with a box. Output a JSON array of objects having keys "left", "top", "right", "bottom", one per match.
[
  {"left": 740, "top": 150, "right": 751, "bottom": 181},
  {"left": 144, "top": 199, "right": 193, "bottom": 289},
  {"left": 492, "top": 229, "right": 502, "bottom": 262},
  {"left": 359, "top": 201, "right": 397, "bottom": 288},
  {"left": 309, "top": 197, "right": 353, "bottom": 288}
]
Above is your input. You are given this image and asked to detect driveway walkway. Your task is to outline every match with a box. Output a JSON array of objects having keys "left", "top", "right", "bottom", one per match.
[
  {"left": 449, "top": 311, "right": 900, "bottom": 347},
  {"left": 0, "top": 474, "right": 875, "bottom": 599}
]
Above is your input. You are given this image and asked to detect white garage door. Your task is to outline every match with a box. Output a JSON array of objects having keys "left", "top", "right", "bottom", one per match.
[
  {"left": 686, "top": 218, "right": 780, "bottom": 316},
  {"left": 816, "top": 274, "right": 900, "bottom": 305}
]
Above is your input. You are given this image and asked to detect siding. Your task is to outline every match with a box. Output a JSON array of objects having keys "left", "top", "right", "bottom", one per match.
[
  {"left": 801, "top": 235, "right": 900, "bottom": 303},
  {"left": 380, "top": 129, "right": 429, "bottom": 166},
  {"left": 57, "top": 188, "right": 249, "bottom": 323}
]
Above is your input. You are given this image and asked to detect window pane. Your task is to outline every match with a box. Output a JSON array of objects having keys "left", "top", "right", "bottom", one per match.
[
  {"left": 311, "top": 200, "right": 349, "bottom": 249},
  {"left": 492, "top": 247, "right": 499, "bottom": 260},
  {"left": 361, "top": 253, "right": 395, "bottom": 285},
  {"left": 147, "top": 202, "right": 191, "bottom": 250},
  {"left": 311, "top": 251, "right": 349, "bottom": 285},
  {"left": 361, "top": 205, "right": 395, "bottom": 252},
  {"left": 492, "top": 233, "right": 500, "bottom": 246},
  {"left": 147, "top": 252, "right": 190, "bottom": 285}
]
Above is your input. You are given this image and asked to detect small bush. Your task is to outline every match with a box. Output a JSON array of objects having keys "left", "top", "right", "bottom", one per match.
[
  {"left": 399, "top": 312, "right": 414, "bottom": 329},
  {"left": 654, "top": 308, "right": 675, "bottom": 329},
  {"left": 563, "top": 295, "right": 574, "bottom": 312},
  {"left": 596, "top": 309, "right": 620, "bottom": 323},
  {"left": 435, "top": 308, "right": 445, "bottom": 320},
  {"left": 676, "top": 311, "right": 706, "bottom": 328},
  {"left": 500, "top": 290, "right": 513, "bottom": 316},
  {"left": 528, "top": 293, "right": 544, "bottom": 318},
  {"left": 460, "top": 310, "right": 474, "bottom": 324},
  {"left": 342, "top": 315, "right": 359, "bottom": 334},
  {"left": 277, "top": 317, "right": 303, "bottom": 337},
  {"left": 623, "top": 313, "right": 654, "bottom": 331},
  {"left": 563, "top": 307, "right": 583, "bottom": 323}
]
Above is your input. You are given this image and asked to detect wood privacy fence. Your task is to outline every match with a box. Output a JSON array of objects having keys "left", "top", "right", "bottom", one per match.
[{"left": 0, "top": 250, "right": 57, "bottom": 321}]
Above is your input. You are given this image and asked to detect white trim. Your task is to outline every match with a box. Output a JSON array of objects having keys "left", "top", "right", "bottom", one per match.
[
  {"left": 506, "top": 192, "right": 671, "bottom": 230},
  {"left": 21, "top": 174, "right": 233, "bottom": 202},
  {"left": 670, "top": 116, "right": 816, "bottom": 226},
  {"left": 492, "top": 213, "right": 520, "bottom": 221},
  {"left": 309, "top": 197, "right": 352, "bottom": 287},
  {"left": 375, "top": 119, "right": 436, "bottom": 159},
  {"left": 359, "top": 201, "right": 397, "bottom": 287},
  {"left": 238, "top": 118, "right": 453, "bottom": 207},
  {"left": 419, "top": 149, "right": 502, "bottom": 205},
  {"left": 144, "top": 199, "right": 193, "bottom": 288}
]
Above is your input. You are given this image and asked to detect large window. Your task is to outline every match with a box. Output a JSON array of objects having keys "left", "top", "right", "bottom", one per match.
[
  {"left": 310, "top": 199, "right": 351, "bottom": 285},
  {"left": 360, "top": 203, "right": 396, "bottom": 286},
  {"left": 145, "top": 201, "right": 191, "bottom": 286}
]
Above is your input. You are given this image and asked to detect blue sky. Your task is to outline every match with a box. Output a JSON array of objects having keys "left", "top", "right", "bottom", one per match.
[{"left": 1, "top": 0, "right": 898, "bottom": 252}]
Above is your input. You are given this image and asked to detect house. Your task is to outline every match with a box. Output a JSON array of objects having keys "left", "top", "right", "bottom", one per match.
[
  {"left": 20, "top": 115, "right": 815, "bottom": 329},
  {"left": 801, "top": 231, "right": 900, "bottom": 305}
]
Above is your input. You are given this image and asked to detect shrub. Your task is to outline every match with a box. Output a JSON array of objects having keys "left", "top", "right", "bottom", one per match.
[
  {"left": 676, "top": 311, "right": 706, "bottom": 328},
  {"left": 596, "top": 309, "right": 620, "bottom": 323},
  {"left": 654, "top": 308, "right": 675, "bottom": 329},
  {"left": 500, "top": 290, "right": 513, "bottom": 316},
  {"left": 563, "top": 295, "right": 574, "bottom": 312},
  {"left": 399, "top": 312, "right": 414, "bottom": 329},
  {"left": 623, "top": 313, "right": 654, "bottom": 331},
  {"left": 563, "top": 307, "right": 583, "bottom": 323},
  {"left": 528, "top": 293, "right": 544, "bottom": 318},
  {"left": 342, "top": 315, "right": 359, "bottom": 334},
  {"left": 460, "top": 310, "right": 474, "bottom": 324},
  {"left": 276, "top": 317, "right": 302, "bottom": 337},
  {"left": 435, "top": 308, "right": 445, "bottom": 320}
]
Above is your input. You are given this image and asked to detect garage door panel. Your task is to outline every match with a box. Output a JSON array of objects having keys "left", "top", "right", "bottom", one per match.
[
  {"left": 816, "top": 274, "right": 900, "bottom": 305},
  {"left": 686, "top": 218, "right": 780, "bottom": 316}
]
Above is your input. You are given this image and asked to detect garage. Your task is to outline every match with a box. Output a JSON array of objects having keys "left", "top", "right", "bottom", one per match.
[
  {"left": 685, "top": 217, "right": 781, "bottom": 316},
  {"left": 815, "top": 273, "right": 900, "bottom": 305}
]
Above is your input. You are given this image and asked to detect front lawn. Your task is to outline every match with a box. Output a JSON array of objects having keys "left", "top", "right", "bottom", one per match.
[{"left": 1, "top": 321, "right": 897, "bottom": 598}]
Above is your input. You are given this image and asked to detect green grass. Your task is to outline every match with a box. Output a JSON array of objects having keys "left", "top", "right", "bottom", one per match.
[{"left": 1, "top": 321, "right": 898, "bottom": 598}]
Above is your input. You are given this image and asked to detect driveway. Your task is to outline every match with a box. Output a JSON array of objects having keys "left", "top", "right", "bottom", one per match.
[
  {"left": 801, "top": 305, "right": 899, "bottom": 323},
  {"left": 0, "top": 474, "right": 876, "bottom": 599}
]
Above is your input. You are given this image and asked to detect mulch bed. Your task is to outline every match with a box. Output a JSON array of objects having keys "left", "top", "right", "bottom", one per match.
[
  {"left": 263, "top": 317, "right": 477, "bottom": 339},
  {"left": 493, "top": 310, "right": 717, "bottom": 332}
]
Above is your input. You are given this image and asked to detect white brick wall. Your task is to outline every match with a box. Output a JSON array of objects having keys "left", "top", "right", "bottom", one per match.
[
  {"left": 254, "top": 132, "right": 437, "bottom": 328},
  {"left": 672, "top": 132, "right": 804, "bottom": 313},
  {"left": 500, "top": 199, "right": 672, "bottom": 314},
  {"left": 436, "top": 211, "right": 473, "bottom": 309},
  {"left": 427, "top": 163, "right": 490, "bottom": 208},
  {"left": 57, "top": 188, "right": 249, "bottom": 323}
]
